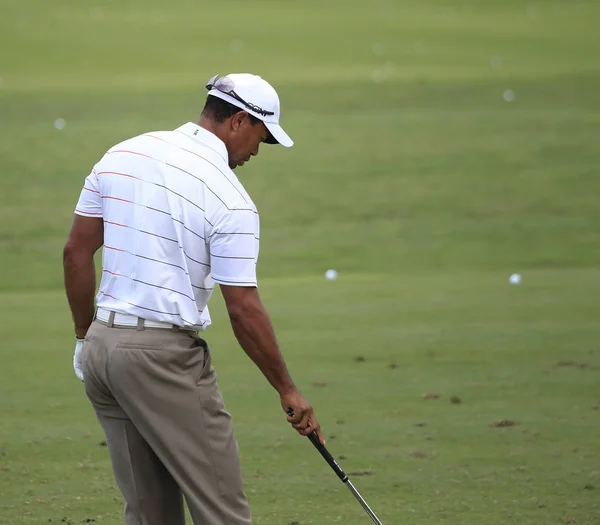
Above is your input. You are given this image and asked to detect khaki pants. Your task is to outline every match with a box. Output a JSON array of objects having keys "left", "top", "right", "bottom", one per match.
[{"left": 82, "top": 320, "right": 252, "bottom": 525}]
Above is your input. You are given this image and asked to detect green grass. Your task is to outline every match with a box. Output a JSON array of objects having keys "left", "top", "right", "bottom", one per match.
[{"left": 1, "top": 0, "right": 600, "bottom": 523}]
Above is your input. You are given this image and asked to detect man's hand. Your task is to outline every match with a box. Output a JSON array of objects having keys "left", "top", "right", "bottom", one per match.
[
  {"left": 73, "top": 338, "right": 84, "bottom": 381},
  {"left": 282, "top": 389, "right": 325, "bottom": 445}
]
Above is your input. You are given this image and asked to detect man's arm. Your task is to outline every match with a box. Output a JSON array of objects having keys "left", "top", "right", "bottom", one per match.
[
  {"left": 220, "top": 284, "right": 325, "bottom": 443},
  {"left": 63, "top": 214, "right": 104, "bottom": 338}
]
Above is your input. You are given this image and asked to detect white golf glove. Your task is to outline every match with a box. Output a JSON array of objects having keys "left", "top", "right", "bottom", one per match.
[{"left": 73, "top": 338, "right": 85, "bottom": 382}]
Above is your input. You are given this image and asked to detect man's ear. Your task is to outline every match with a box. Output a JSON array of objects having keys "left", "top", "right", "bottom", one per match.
[{"left": 231, "top": 111, "right": 250, "bottom": 132}]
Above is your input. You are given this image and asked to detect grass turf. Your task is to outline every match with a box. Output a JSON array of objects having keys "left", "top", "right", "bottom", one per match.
[{"left": 1, "top": 0, "right": 599, "bottom": 523}]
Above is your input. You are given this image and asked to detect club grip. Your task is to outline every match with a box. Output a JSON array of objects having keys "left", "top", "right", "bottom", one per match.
[
  {"left": 285, "top": 408, "right": 348, "bottom": 482},
  {"left": 307, "top": 431, "right": 348, "bottom": 482}
]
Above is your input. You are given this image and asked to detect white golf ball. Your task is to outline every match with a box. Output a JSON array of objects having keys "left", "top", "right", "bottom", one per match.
[
  {"left": 325, "top": 269, "right": 338, "bottom": 281},
  {"left": 503, "top": 89, "right": 515, "bottom": 102},
  {"left": 509, "top": 273, "right": 522, "bottom": 285},
  {"left": 54, "top": 118, "right": 66, "bottom": 130}
]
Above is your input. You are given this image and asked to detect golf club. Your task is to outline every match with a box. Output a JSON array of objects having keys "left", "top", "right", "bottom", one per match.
[{"left": 287, "top": 409, "right": 384, "bottom": 524}]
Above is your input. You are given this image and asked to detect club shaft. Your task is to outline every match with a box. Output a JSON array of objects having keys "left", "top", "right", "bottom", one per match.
[
  {"left": 306, "top": 431, "right": 384, "bottom": 524},
  {"left": 345, "top": 479, "right": 384, "bottom": 525}
]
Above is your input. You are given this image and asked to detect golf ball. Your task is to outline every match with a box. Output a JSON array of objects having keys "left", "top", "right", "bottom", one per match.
[
  {"left": 325, "top": 269, "right": 338, "bottom": 281},
  {"left": 54, "top": 118, "right": 66, "bottom": 130},
  {"left": 509, "top": 273, "right": 522, "bottom": 285},
  {"left": 503, "top": 89, "right": 515, "bottom": 102}
]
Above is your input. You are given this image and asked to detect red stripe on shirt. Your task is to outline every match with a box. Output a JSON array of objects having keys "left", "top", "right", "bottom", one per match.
[
  {"left": 102, "top": 269, "right": 123, "bottom": 277},
  {"left": 145, "top": 134, "right": 167, "bottom": 143},
  {"left": 103, "top": 245, "right": 127, "bottom": 252},
  {"left": 102, "top": 195, "right": 133, "bottom": 203},
  {"left": 108, "top": 149, "right": 152, "bottom": 159},
  {"left": 83, "top": 186, "right": 100, "bottom": 194},
  {"left": 97, "top": 171, "right": 140, "bottom": 180},
  {"left": 103, "top": 220, "right": 129, "bottom": 228}
]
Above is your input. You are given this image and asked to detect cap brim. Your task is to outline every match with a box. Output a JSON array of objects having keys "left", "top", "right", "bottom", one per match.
[{"left": 265, "top": 122, "right": 294, "bottom": 148}]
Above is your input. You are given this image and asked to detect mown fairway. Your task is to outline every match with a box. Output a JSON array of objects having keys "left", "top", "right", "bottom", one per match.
[{"left": 1, "top": 1, "right": 599, "bottom": 523}]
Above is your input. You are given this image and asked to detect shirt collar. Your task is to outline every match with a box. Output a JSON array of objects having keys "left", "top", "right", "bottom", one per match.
[{"left": 175, "top": 122, "right": 229, "bottom": 164}]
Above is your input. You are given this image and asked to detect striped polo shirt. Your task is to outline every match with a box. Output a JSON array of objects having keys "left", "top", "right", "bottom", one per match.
[{"left": 74, "top": 123, "right": 260, "bottom": 330}]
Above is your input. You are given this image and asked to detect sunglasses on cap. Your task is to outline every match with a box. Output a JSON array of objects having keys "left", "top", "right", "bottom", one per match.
[{"left": 205, "top": 75, "right": 275, "bottom": 117}]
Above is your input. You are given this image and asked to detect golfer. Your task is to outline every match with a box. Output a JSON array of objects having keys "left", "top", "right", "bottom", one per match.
[{"left": 63, "top": 73, "right": 324, "bottom": 525}]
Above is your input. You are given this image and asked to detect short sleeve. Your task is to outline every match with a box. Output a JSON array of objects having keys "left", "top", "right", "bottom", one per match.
[
  {"left": 74, "top": 169, "right": 103, "bottom": 217},
  {"left": 209, "top": 205, "right": 260, "bottom": 287}
]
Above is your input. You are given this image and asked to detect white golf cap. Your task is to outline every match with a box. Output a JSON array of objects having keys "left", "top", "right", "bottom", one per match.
[{"left": 206, "top": 73, "right": 293, "bottom": 148}]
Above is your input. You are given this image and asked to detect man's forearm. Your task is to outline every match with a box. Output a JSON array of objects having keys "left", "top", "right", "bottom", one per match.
[
  {"left": 63, "top": 247, "right": 96, "bottom": 338},
  {"left": 228, "top": 303, "right": 296, "bottom": 395}
]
